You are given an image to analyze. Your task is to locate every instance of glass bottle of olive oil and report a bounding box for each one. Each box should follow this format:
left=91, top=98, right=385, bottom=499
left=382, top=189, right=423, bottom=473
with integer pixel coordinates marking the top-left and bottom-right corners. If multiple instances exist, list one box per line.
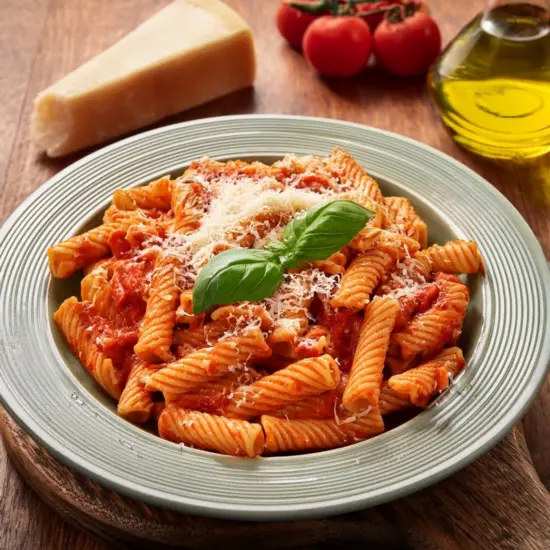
left=428, top=1, right=550, bottom=159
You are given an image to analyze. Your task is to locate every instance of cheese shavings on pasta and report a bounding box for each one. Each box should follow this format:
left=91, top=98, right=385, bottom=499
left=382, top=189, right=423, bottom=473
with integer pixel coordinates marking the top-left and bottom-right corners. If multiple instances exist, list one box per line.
left=264, top=270, right=341, bottom=326
left=186, top=177, right=331, bottom=248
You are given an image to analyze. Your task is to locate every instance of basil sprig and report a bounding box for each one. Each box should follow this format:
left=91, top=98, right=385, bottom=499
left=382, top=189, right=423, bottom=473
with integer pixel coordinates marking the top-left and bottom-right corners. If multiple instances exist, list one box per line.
left=192, top=200, right=373, bottom=314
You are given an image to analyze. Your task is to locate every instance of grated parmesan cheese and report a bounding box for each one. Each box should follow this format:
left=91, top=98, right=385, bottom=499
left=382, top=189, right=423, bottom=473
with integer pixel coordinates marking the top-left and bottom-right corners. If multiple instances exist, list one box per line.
left=141, top=157, right=345, bottom=294
left=383, top=258, right=429, bottom=300
left=185, top=175, right=332, bottom=248
left=341, top=406, right=372, bottom=424
left=264, top=269, right=341, bottom=325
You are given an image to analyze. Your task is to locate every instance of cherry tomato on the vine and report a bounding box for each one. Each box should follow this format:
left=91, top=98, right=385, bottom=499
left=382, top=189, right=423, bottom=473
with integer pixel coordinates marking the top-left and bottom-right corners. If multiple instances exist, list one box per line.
left=302, top=16, right=372, bottom=78
left=373, top=10, right=441, bottom=76
left=276, top=1, right=321, bottom=48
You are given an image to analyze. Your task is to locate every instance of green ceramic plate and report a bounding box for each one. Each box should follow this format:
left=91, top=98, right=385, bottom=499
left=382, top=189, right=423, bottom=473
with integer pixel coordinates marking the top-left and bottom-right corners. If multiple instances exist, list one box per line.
left=0, top=116, right=549, bottom=520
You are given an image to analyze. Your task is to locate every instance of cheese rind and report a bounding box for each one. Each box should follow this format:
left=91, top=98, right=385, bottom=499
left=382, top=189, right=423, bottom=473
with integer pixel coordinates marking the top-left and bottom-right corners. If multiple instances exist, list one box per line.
left=32, top=0, right=256, bottom=157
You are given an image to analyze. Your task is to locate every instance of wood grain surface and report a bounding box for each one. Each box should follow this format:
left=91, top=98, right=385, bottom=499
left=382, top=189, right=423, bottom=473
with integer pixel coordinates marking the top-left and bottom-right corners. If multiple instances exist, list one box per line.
left=2, top=411, right=550, bottom=550
left=0, top=1, right=549, bottom=549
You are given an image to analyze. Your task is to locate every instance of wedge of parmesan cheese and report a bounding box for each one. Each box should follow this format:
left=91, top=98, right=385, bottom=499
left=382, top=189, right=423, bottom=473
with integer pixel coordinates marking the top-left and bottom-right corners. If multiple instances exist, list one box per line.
left=31, top=0, right=256, bottom=157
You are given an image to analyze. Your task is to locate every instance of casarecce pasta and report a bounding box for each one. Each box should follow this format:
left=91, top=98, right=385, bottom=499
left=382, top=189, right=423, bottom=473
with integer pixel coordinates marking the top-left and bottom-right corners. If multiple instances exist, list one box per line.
left=49, top=148, right=484, bottom=457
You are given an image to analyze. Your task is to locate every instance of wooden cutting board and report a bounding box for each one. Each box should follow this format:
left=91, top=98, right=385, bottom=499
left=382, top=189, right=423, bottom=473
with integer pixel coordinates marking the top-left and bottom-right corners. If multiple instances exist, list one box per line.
left=1, top=408, right=549, bottom=549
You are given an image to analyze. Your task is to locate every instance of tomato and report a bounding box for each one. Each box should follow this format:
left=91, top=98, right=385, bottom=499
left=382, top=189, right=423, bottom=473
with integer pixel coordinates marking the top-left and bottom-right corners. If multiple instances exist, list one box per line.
left=276, top=1, right=320, bottom=48
left=302, top=16, right=372, bottom=78
left=373, top=10, right=441, bottom=76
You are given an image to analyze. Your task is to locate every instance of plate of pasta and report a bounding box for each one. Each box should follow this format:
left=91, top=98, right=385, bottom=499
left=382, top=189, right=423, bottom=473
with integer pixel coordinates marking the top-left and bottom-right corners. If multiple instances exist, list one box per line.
left=0, top=115, right=548, bottom=519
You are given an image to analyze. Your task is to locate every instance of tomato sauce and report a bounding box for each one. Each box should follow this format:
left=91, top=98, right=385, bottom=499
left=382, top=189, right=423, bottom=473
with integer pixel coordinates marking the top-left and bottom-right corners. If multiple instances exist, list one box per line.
left=76, top=237, right=101, bottom=261
left=177, top=393, right=229, bottom=416
left=79, top=255, right=152, bottom=368
left=425, top=275, right=469, bottom=346
left=394, top=284, right=440, bottom=331
left=319, top=305, right=363, bottom=373
left=99, top=326, right=140, bottom=367
left=295, top=325, right=329, bottom=358
left=109, top=230, right=133, bottom=260
left=289, top=173, right=333, bottom=192
left=315, top=391, right=337, bottom=418
left=110, top=259, right=152, bottom=309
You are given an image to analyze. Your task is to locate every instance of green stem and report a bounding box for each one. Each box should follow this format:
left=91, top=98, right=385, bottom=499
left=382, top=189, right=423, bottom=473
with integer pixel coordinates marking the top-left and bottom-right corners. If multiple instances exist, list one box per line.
left=287, top=0, right=330, bottom=15
left=402, top=1, right=418, bottom=17
left=338, top=3, right=355, bottom=15
left=355, top=6, right=393, bottom=17
left=385, top=5, right=405, bottom=23
left=355, top=4, right=403, bottom=20
left=347, top=0, right=392, bottom=4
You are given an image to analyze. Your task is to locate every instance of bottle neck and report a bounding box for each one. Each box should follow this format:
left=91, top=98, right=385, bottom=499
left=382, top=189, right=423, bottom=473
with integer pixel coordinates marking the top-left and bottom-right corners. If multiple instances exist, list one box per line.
left=482, top=1, right=550, bottom=40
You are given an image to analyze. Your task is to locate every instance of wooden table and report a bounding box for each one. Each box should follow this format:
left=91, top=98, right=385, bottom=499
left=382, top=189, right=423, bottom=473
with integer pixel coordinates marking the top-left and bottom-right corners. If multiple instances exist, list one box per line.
left=1, top=1, right=549, bottom=548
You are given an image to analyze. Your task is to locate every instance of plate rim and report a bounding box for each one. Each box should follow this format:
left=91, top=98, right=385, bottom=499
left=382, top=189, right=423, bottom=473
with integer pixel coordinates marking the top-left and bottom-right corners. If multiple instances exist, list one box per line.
left=1, top=114, right=549, bottom=520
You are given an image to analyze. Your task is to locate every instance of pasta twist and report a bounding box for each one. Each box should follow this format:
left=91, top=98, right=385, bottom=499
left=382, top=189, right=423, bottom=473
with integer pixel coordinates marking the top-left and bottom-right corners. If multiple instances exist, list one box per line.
left=54, top=297, right=124, bottom=399
left=172, top=179, right=207, bottom=234
left=384, top=196, right=427, bottom=247
left=311, top=251, right=348, bottom=275
left=348, top=227, right=382, bottom=253
left=159, top=406, right=265, bottom=457
left=328, top=147, right=384, bottom=204
left=145, top=328, right=271, bottom=394
left=102, top=205, right=159, bottom=226
left=330, top=246, right=397, bottom=310
left=225, top=355, right=341, bottom=419
left=378, top=382, right=414, bottom=415
left=391, top=278, right=470, bottom=359
left=48, top=223, right=123, bottom=279
left=112, top=176, right=173, bottom=211
left=388, top=361, right=450, bottom=407
left=134, top=256, right=180, bottom=363
left=261, top=408, right=384, bottom=452
left=417, top=239, right=485, bottom=275
left=388, top=347, right=465, bottom=407
left=117, top=360, right=158, bottom=423
left=164, top=367, right=261, bottom=409
left=270, top=391, right=337, bottom=420
left=173, top=320, right=230, bottom=350
left=381, top=347, right=465, bottom=412
left=343, top=296, right=400, bottom=412
left=80, top=270, right=117, bottom=320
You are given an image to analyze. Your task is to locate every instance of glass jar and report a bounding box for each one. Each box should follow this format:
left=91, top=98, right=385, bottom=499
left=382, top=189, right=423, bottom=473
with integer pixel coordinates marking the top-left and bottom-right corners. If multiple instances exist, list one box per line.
left=428, top=1, right=550, bottom=160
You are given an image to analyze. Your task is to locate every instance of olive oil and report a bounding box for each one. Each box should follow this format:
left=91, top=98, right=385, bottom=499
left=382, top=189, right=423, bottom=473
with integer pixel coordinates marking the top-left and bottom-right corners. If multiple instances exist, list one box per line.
left=429, top=3, right=550, bottom=159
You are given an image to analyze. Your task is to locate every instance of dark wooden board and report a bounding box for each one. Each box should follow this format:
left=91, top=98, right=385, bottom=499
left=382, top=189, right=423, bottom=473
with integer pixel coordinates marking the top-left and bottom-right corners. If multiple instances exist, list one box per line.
left=2, top=410, right=550, bottom=550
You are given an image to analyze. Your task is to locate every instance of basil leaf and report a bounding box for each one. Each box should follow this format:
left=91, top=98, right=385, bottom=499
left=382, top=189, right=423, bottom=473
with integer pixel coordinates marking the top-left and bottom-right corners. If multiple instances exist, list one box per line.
left=265, top=240, right=298, bottom=269
left=192, top=200, right=374, bottom=311
left=282, top=200, right=374, bottom=264
left=192, top=249, right=284, bottom=314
